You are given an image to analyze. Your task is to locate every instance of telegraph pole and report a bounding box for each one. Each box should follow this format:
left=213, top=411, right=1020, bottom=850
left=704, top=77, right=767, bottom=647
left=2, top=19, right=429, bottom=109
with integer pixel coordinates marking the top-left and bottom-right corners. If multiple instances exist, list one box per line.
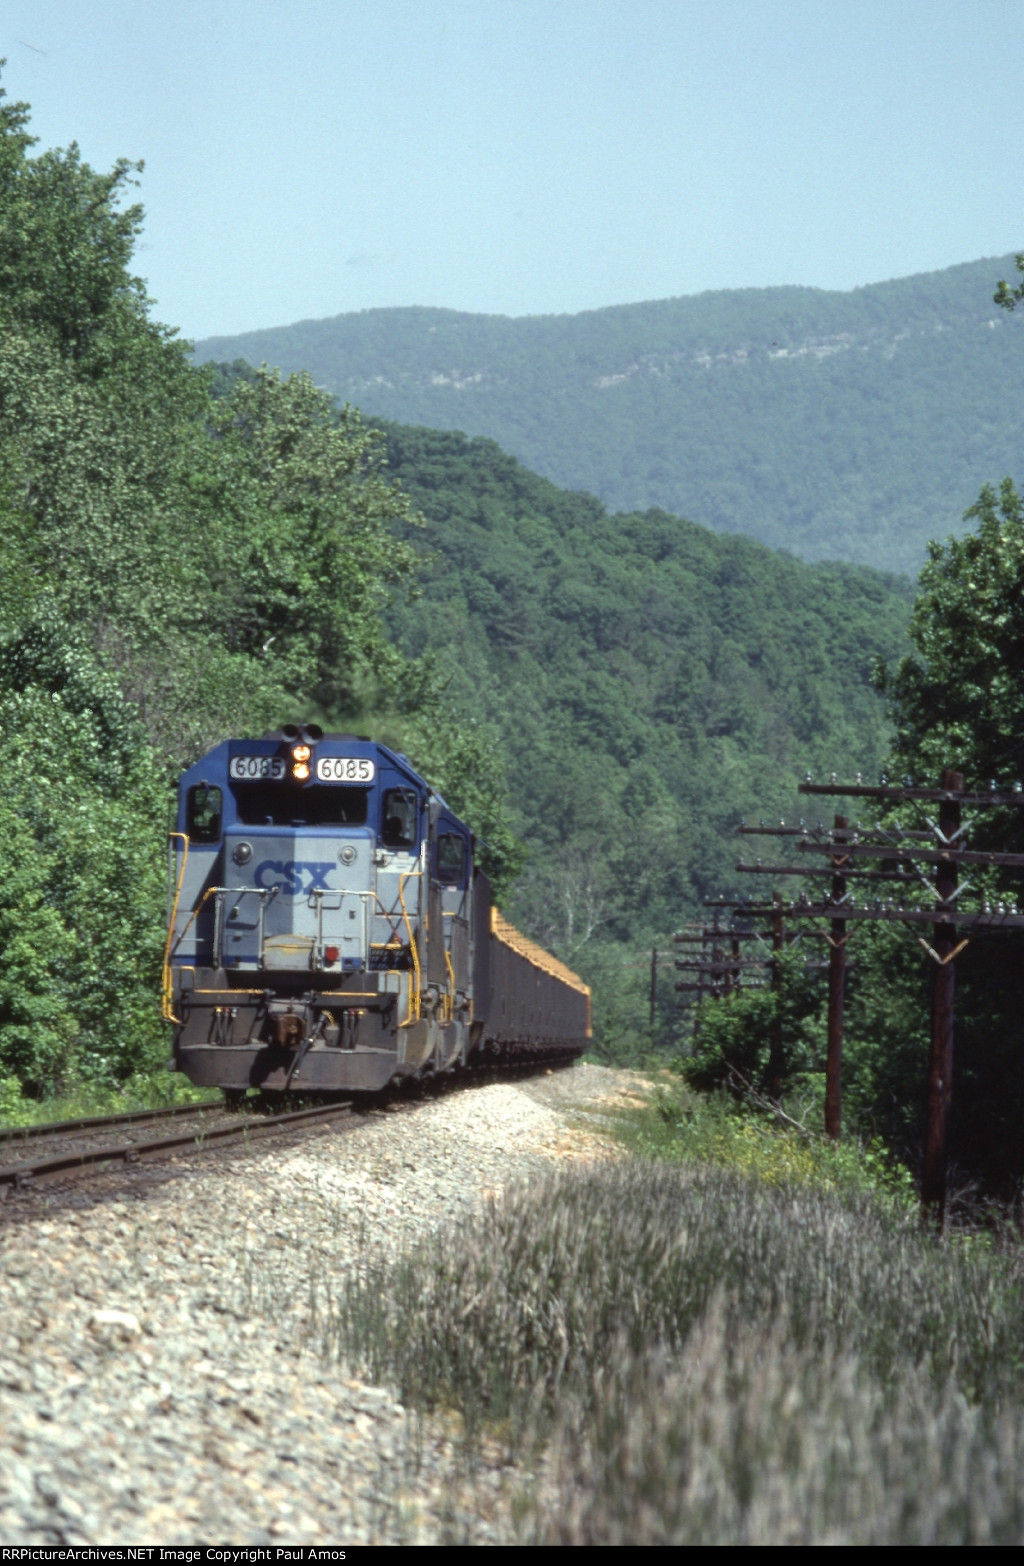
left=767, top=891, right=785, bottom=1098
left=825, top=815, right=847, bottom=1140
left=921, top=771, right=962, bottom=1221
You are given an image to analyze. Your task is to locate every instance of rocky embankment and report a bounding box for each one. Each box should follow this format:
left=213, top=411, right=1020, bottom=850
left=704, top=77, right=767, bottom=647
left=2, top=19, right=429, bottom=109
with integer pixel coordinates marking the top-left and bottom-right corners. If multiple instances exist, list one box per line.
left=0, top=1063, right=646, bottom=1544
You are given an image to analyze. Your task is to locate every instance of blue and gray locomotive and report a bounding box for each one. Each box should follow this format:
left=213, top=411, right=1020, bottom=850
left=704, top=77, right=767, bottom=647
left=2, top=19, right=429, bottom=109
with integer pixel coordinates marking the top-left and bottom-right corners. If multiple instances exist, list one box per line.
left=165, top=726, right=590, bottom=1094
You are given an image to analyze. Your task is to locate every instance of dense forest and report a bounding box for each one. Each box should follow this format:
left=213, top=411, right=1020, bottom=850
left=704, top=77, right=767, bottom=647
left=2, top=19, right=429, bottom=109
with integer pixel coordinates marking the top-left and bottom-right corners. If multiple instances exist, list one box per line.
left=195, top=260, right=1024, bottom=577
left=0, top=74, right=911, bottom=1101
left=374, top=422, right=910, bottom=1047
left=207, top=359, right=911, bottom=1048
left=0, top=78, right=506, bottom=1096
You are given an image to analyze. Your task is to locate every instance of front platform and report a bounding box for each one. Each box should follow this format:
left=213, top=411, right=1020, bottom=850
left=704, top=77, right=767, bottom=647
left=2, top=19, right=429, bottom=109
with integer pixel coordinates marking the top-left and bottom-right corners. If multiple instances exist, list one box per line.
left=175, top=1043, right=403, bottom=1093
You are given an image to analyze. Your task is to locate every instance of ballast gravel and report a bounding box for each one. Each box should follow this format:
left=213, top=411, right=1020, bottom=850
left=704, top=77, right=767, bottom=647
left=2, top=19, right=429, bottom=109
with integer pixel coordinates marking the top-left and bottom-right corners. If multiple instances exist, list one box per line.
left=0, top=1063, right=646, bottom=1546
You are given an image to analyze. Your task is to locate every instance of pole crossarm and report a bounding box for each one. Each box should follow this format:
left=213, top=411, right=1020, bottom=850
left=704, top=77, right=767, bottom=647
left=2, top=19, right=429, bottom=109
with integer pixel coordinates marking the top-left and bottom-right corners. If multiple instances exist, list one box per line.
left=740, top=823, right=941, bottom=841
left=799, top=781, right=1024, bottom=806
left=737, top=861, right=920, bottom=881
left=738, top=824, right=826, bottom=838
left=675, top=981, right=768, bottom=993
left=795, top=841, right=1024, bottom=869
left=725, top=770, right=1024, bottom=1223
left=674, top=928, right=801, bottom=943
left=729, top=903, right=1024, bottom=930
left=674, top=957, right=773, bottom=972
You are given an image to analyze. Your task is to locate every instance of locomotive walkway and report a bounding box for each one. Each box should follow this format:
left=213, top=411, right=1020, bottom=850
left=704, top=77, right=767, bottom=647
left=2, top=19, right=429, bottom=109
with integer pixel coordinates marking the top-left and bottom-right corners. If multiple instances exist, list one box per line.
left=0, top=1062, right=644, bottom=1545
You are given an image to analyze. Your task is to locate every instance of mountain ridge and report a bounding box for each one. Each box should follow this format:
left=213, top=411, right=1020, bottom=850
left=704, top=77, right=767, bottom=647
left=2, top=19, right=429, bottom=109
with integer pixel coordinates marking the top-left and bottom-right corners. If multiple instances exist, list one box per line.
left=195, top=255, right=1024, bottom=575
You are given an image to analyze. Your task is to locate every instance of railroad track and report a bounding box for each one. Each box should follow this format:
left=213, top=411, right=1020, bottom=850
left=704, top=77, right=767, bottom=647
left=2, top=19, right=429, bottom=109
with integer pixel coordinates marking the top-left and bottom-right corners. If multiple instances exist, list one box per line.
left=0, top=1097, right=226, bottom=1149
left=0, top=1098, right=354, bottom=1200
left=0, top=1052, right=583, bottom=1207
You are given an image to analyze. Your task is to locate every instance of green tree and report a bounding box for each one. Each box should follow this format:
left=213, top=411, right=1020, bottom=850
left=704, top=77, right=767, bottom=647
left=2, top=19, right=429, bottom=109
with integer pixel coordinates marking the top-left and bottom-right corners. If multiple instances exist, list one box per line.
left=871, top=479, right=1024, bottom=1189
left=0, top=73, right=527, bottom=1099
left=0, top=616, right=167, bottom=1091
left=994, top=253, right=1024, bottom=312
left=876, top=478, right=1024, bottom=785
left=0, top=69, right=149, bottom=364
left=0, top=67, right=427, bottom=763
left=206, top=368, right=422, bottom=711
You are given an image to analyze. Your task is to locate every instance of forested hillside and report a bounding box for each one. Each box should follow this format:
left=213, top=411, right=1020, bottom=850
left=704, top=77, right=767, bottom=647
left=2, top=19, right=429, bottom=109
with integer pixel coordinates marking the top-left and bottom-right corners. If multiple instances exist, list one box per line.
left=0, top=72, right=911, bottom=1095
left=371, top=422, right=910, bottom=1045
left=0, top=79, right=499, bottom=1098
left=195, top=259, right=1024, bottom=576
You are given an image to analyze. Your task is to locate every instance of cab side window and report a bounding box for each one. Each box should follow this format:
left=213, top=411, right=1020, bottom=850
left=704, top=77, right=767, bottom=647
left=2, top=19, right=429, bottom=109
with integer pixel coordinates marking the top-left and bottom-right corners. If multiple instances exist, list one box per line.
left=187, top=784, right=222, bottom=844
left=437, top=832, right=466, bottom=885
left=381, top=788, right=419, bottom=850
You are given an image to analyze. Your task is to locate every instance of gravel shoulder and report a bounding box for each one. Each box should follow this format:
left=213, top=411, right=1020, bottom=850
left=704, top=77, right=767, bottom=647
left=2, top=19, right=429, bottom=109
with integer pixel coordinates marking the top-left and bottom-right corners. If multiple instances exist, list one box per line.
left=0, top=1062, right=649, bottom=1545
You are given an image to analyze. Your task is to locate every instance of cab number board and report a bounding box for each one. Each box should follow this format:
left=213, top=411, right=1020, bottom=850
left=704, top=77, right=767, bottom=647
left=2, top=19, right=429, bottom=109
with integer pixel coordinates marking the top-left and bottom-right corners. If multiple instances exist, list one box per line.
left=229, top=755, right=286, bottom=780
left=317, top=757, right=375, bottom=783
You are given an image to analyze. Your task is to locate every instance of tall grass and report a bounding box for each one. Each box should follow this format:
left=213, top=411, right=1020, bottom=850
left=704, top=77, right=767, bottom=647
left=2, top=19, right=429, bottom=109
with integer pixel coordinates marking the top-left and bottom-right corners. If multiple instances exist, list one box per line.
left=326, top=1160, right=1024, bottom=1543
left=0, top=1068, right=214, bottom=1127
left=536, top=1304, right=1024, bottom=1545
left=617, top=1083, right=919, bottom=1205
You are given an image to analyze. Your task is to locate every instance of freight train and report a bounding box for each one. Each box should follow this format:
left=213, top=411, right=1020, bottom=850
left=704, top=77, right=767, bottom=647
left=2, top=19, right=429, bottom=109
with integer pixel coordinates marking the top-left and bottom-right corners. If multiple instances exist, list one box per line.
left=164, top=726, right=590, bottom=1094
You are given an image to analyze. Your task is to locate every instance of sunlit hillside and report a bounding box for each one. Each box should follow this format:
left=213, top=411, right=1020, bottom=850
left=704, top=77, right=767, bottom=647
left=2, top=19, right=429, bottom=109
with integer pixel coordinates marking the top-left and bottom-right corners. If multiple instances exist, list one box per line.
left=195, top=256, right=1024, bottom=576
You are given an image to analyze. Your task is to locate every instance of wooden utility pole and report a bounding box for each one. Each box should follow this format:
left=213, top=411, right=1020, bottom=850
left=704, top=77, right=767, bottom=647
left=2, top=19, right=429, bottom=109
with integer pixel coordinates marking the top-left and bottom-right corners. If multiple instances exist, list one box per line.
left=921, top=770, right=962, bottom=1221
left=825, top=815, right=847, bottom=1140
left=797, top=768, right=1024, bottom=1226
left=711, top=913, right=724, bottom=999
left=767, top=890, right=785, bottom=1098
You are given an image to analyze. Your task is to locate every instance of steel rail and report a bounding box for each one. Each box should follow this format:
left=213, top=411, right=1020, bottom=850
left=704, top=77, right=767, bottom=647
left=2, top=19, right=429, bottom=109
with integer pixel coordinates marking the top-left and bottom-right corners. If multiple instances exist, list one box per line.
left=0, top=1100, right=353, bottom=1197
left=0, top=1098, right=224, bottom=1149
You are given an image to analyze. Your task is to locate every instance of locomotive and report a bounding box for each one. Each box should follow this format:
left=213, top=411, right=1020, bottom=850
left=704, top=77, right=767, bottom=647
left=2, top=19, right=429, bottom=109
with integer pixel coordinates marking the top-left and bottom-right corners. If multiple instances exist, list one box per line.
left=164, top=726, right=590, bottom=1094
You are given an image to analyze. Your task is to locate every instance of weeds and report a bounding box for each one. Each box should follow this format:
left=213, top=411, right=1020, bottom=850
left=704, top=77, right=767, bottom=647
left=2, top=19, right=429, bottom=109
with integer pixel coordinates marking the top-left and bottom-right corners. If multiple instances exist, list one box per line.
left=615, top=1082, right=919, bottom=1207
left=216, top=1065, right=1022, bottom=1542
left=0, top=1068, right=214, bottom=1128
left=532, top=1305, right=1024, bottom=1544
left=326, top=1155, right=1024, bottom=1543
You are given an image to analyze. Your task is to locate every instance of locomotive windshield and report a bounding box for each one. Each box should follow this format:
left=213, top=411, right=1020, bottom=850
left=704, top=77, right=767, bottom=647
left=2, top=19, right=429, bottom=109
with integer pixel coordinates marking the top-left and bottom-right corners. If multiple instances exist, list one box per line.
left=381, top=787, right=419, bottom=849
left=232, top=783, right=370, bottom=827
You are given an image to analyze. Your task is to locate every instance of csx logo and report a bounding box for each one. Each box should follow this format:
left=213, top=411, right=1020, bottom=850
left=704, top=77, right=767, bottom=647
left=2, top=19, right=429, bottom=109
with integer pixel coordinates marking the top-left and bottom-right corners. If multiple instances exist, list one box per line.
left=253, top=860, right=335, bottom=895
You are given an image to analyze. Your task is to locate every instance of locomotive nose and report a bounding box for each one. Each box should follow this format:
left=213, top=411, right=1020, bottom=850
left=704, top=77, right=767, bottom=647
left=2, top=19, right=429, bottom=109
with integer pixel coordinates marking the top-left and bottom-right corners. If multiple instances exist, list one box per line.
left=221, top=827, right=371, bottom=974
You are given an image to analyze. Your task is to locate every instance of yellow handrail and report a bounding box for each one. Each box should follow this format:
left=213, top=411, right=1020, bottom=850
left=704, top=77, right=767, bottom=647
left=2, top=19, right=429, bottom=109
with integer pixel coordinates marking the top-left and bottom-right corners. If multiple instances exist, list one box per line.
left=162, top=881, right=226, bottom=1021
left=162, top=833, right=190, bottom=1023
left=397, top=871, right=422, bottom=1026
left=443, top=946, right=456, bottom=1023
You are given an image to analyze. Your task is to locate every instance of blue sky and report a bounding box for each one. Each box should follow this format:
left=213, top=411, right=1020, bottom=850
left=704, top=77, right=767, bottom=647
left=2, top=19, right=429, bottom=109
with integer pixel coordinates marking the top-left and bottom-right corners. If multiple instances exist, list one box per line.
left=3, top=0, right=1022, bottom=341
